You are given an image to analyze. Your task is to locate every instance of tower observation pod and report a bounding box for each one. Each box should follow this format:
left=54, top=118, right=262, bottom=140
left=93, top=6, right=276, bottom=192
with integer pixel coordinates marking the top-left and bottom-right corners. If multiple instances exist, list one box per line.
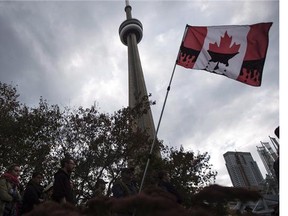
left=119, top=1, right=161, bottom=158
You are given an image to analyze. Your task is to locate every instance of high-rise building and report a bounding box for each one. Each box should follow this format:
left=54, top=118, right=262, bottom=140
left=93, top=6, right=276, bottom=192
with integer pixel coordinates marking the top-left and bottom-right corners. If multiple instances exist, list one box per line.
left=257, top=142, right=277, bottom=178
left=269, top=136, right=279, bottom=153
left=119, top=1, right=160, bottom=157
left=223, top=151, right=264, bottom=188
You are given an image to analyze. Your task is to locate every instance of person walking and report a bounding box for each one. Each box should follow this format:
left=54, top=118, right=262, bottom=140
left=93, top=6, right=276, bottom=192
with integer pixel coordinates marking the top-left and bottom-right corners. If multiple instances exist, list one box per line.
left=0, top=164, right=22, bottom=216
left=20, top=171, right=44, bottom=215
left=51, top=157, right=76, bottom=205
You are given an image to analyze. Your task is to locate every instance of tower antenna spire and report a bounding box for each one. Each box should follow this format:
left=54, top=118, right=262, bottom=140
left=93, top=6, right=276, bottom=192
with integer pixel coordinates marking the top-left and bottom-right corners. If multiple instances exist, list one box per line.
left=119, top=0, right=160, bottom=159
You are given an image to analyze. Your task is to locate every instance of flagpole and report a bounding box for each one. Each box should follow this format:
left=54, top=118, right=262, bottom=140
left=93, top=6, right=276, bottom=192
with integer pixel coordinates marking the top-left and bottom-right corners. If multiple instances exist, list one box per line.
left=138, top=25, right=188, bottom=193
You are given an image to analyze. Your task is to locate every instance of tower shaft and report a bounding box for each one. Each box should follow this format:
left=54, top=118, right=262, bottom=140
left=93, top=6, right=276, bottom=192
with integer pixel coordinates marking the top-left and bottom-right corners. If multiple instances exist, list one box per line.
left=119, top=3, right=159, bottom=156
left=127, top=33, right=155, bottom=137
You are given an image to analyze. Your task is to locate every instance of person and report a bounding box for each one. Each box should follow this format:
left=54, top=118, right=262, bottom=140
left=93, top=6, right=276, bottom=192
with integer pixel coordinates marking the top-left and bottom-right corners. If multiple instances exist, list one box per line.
left=92, top=179, right=107, bottom=198
left=157, top=171, right=182, bottom=204
left=111, top=168, right=138, bottom=216
left=20, top=172, right=44, bottom=215
left=51, top=157, right=76, bottom=205
left=0, top=164, right=22, bottom=216
left=112, top=168, right=138, bottom=198
left=84, top=179, right=110, bottom=216
left=42, top=183, right=53, bottom=202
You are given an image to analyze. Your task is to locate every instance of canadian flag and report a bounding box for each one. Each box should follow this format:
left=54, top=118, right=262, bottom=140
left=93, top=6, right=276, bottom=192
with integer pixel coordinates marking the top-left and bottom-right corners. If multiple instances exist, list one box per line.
left=176, top=23, right=272, bottom=86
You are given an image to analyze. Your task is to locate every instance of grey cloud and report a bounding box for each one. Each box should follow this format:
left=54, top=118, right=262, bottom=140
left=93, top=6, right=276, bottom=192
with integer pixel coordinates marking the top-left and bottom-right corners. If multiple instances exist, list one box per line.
left=0, top=1, right=279, bottom=186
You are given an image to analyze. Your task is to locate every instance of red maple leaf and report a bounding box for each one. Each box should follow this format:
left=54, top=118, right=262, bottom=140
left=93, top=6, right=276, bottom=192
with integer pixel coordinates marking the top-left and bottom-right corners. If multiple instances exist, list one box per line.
left=209, top=31, right=240, bottom=54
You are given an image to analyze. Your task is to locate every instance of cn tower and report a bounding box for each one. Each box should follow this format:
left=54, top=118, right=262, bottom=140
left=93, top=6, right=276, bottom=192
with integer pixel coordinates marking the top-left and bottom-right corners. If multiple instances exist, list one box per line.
left=119, top=1, right=159, bottom=156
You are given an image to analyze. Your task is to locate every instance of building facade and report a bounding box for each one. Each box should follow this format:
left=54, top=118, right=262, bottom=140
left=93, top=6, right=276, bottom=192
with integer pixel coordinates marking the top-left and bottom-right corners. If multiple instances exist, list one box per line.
left=257, top=142, right=277, bottom=177
left=223, top=151, right=264, bottom=188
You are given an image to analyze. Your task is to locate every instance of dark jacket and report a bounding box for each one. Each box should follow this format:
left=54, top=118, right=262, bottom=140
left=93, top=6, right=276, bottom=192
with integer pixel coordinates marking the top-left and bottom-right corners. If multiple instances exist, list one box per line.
left=111, top=180, right=138, bottom=216
left=20, top=180, right=43, bottom=214
left=158, top=181, right=182, bottom=204
left=52, top=169, right=75, bottom=205
left=112, top=180, right=138, bottom=198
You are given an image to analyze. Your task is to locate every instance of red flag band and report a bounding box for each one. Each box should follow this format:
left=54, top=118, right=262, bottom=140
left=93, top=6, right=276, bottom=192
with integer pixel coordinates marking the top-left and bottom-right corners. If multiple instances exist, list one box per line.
left=176, top=23, right=272, bottom=86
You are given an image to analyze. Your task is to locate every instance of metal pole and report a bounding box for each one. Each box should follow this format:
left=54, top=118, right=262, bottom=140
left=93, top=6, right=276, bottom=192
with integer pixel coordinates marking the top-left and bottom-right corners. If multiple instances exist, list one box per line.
left=138, top=25, right=189, bottom=193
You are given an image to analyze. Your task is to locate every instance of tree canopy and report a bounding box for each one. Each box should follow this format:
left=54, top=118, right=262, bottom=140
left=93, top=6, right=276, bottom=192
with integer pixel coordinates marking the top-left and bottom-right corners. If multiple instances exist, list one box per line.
left=0, top=82, right=217, bottom=206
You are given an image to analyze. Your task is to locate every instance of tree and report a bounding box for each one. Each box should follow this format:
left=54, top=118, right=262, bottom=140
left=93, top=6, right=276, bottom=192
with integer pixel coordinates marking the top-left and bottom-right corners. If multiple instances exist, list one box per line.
left=160, top=145, right=217, bottom=207
left=0, top=82, right=64, bottom=183
left=0, top=82, right=217, bottom=205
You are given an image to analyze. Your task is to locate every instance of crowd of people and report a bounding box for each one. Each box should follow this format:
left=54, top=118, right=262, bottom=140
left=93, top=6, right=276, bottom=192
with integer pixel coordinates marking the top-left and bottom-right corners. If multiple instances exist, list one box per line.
left=0, top=157, right=183, bottom=216
left=0, top=157, right=79, bottom=216
left=2, top=140, right=276, bottom=216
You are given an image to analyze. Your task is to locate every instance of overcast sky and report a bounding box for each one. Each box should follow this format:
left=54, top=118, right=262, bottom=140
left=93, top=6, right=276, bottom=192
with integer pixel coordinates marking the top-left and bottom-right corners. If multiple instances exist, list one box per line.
left=0, top=0, right=280, bottom=187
